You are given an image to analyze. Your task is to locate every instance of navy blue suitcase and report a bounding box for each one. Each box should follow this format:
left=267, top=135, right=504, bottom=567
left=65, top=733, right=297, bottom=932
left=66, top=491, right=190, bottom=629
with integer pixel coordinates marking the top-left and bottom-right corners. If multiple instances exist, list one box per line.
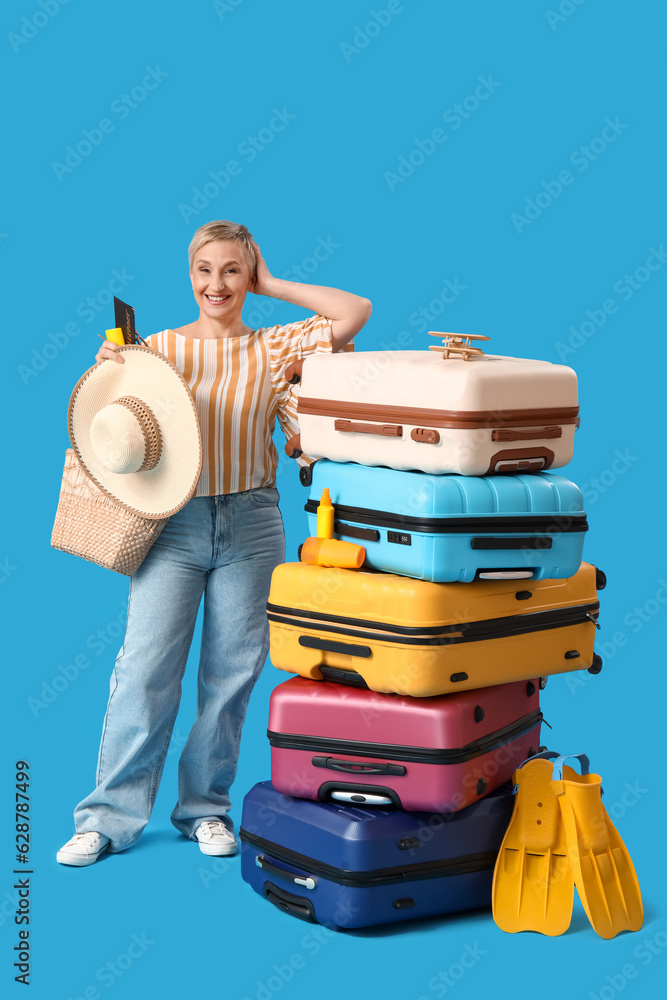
left=240, top=781, right=514, bottom=930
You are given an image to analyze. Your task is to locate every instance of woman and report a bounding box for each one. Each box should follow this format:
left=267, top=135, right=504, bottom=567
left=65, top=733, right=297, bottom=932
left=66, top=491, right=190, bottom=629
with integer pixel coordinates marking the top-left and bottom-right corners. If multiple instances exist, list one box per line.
left=57, top=220, right=371, bottom=865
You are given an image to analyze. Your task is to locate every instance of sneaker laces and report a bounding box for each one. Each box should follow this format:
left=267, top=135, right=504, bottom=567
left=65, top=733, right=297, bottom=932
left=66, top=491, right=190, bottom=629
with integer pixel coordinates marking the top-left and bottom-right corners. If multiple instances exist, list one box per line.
left=70, top=832, right=102, bottom=845
left=198, top=821, right=233, bottom=839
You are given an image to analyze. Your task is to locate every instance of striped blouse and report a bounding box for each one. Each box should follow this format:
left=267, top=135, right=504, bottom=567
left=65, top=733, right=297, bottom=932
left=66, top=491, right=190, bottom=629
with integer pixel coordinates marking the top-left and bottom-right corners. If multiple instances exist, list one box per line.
left=144, top=315, right=347, bottom=497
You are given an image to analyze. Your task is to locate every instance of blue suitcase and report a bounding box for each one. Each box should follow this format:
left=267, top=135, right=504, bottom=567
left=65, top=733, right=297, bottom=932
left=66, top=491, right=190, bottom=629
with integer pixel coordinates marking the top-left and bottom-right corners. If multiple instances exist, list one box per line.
left=240, top=780, right=514, bottom=930
left=302, top=459, right=587, bottom=583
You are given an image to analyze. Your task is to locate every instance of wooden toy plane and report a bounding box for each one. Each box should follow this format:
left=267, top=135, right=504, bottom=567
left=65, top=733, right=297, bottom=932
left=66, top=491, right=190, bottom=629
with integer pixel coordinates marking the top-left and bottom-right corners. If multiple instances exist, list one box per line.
left=428, top=331, right=490, bottom=361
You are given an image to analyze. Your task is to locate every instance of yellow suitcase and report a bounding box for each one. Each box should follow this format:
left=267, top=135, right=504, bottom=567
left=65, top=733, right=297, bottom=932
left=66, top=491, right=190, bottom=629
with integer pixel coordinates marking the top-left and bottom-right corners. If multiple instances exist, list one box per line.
left=267, top=562, right=603, bottom=697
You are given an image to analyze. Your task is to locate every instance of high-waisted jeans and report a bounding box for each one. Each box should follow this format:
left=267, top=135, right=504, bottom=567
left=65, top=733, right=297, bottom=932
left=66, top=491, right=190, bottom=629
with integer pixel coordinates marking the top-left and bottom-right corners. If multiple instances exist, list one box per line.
left=73, top=488, right=285, bottom=852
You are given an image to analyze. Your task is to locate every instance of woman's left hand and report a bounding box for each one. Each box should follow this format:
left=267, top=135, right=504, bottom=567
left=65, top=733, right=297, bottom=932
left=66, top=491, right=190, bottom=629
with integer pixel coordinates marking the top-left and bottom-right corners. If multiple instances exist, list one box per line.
left=250, top=240, right=275, bottom=297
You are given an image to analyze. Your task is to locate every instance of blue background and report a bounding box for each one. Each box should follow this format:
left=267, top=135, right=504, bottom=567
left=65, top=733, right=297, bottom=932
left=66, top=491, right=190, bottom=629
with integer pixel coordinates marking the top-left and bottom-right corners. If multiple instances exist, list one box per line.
left=2, top=1, right=665, bottom=997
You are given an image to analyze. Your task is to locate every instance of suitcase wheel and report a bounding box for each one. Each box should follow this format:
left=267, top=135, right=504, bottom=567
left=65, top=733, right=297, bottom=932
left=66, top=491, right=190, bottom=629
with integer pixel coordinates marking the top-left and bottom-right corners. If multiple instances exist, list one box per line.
left=299, top=463, right=315, bottom=487
left=595, top=566, right=607, bottom=591
left=587, top=653, right=603, bottom=675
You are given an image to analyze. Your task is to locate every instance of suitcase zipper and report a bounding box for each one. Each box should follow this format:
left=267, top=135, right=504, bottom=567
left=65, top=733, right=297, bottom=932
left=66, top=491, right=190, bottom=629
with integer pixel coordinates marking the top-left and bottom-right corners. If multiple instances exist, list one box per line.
left=303, top=501, right=588, bottom=536
left=239, top=829, right=499, bottom=887
left=266, top=602, right=600, bottom=646
left=267, top=709, right=543, bottom=765
left=297, top=397, right=580, bottom=430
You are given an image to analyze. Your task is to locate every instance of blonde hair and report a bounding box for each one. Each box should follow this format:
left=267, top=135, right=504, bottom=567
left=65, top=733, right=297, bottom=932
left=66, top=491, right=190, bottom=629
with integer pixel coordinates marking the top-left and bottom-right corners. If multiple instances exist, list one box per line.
left=188, top=220, right=256, bottom=281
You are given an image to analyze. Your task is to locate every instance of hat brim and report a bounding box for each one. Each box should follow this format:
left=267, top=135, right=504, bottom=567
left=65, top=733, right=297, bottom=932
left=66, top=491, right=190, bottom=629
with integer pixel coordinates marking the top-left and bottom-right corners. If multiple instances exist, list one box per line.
left=68, top=346, right=202, bottom=519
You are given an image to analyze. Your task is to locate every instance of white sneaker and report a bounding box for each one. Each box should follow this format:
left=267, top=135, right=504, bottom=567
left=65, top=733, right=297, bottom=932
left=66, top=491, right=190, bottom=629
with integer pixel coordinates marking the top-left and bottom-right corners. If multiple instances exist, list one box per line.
left=56, top=831, right=110, bottom=867
left=194, top=821, right=237, bottom=856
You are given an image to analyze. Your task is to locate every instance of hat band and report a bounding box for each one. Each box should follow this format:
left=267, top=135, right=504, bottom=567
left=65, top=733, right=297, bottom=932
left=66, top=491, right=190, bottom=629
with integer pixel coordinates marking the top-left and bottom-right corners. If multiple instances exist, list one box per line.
left=114, top=395, right=163, bottom=471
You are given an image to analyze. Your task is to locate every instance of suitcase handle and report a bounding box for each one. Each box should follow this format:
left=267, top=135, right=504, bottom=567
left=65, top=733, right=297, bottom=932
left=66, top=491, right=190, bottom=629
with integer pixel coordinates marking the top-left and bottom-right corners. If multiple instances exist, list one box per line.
left=334, top=419, right=403, bottom=438
left=334, top=520, right=381, bottom=543
left=312, top=756, right=406, bottom=776
left=492, top=426, right=562, bottom=442
left=299, top=636, right=372, bottom=659
left=264, top=883, right=318, bottom=923
left=471, top=536, right=553, bottom=550
left=256, top=855, right=317, bottom=890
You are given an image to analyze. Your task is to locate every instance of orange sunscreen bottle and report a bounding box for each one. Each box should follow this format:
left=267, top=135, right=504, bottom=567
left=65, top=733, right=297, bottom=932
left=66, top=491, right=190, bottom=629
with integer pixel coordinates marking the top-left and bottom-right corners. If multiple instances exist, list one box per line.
left=300, top=537, right=366, bottom=569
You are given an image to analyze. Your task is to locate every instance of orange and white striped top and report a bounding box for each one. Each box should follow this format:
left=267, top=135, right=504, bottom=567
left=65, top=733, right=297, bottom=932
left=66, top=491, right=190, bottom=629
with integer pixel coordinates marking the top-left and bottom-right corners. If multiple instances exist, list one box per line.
left=144, top=315, right=347, bottom=496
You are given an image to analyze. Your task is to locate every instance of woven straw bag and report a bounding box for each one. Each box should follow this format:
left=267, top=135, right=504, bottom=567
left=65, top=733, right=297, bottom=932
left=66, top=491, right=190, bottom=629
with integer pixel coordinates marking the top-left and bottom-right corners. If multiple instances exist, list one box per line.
left=51, top=449, right=167, bottom=576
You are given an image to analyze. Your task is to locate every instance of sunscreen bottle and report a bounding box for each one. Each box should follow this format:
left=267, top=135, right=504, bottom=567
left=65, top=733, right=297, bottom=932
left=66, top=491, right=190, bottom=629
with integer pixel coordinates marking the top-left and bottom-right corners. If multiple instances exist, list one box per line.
left=316, top=488, right=335, bottom=539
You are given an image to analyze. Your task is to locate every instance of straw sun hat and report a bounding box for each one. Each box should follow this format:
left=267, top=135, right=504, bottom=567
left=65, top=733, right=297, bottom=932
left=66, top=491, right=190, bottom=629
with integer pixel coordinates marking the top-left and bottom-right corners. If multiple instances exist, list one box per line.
left=68, top=345, right=202, bottom=518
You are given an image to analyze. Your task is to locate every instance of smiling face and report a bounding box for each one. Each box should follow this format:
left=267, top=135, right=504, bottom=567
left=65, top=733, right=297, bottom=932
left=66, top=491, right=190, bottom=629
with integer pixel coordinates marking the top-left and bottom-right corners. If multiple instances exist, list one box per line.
left=190, top=239, right=253, bottom=321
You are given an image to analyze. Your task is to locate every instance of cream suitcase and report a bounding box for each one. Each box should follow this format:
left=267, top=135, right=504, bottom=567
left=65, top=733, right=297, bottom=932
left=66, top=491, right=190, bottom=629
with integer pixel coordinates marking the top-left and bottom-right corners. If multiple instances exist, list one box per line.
left=294, top=338, right=579, bottom=476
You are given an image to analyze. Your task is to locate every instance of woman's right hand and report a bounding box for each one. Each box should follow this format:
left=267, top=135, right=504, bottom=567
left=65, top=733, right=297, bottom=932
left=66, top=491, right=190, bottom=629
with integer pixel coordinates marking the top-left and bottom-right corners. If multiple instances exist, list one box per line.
left=95, top=339, right=125, bottom=364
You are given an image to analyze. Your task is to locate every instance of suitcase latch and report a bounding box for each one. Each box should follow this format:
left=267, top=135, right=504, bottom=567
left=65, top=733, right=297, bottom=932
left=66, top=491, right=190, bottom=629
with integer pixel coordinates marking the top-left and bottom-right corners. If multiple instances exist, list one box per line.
left=411, top=428, right=440, bottom=444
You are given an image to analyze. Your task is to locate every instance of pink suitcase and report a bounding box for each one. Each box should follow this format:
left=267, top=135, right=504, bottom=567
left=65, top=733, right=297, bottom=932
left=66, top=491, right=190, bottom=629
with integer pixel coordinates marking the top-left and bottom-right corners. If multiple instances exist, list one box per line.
left=268, top=676, right=543, bottom=813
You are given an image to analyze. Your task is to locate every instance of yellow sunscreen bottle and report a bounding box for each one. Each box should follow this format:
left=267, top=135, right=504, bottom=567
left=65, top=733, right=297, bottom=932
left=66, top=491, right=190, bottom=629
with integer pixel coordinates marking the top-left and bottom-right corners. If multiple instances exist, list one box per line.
left=105, top=327, right=125, bottom=346
left=316, top=488, right=335, bottom=539
left=104, top=326, right=125, bottom=347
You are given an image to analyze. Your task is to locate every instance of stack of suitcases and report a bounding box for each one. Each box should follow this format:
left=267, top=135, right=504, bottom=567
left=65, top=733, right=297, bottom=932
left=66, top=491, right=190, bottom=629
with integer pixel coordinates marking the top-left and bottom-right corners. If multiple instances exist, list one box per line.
left=240, top=334, right=604, bottom=931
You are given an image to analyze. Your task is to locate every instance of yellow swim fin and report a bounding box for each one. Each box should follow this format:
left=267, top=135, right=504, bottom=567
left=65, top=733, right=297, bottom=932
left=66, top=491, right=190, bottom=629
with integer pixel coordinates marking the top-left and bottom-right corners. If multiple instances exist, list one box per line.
left=492, top=752, right=574, bottom=935
left=552, top=754, right=643, bottom=940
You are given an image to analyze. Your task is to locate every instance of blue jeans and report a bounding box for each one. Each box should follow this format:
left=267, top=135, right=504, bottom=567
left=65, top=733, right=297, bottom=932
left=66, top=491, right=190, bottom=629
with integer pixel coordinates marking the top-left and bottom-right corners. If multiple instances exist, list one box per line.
left=73, top=488, right=285, bottom=852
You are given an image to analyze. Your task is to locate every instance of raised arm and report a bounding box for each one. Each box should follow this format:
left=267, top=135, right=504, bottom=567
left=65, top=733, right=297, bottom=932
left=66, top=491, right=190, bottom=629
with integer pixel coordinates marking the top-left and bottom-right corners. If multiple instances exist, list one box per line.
left=250, top=240, right=371, bottom=351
